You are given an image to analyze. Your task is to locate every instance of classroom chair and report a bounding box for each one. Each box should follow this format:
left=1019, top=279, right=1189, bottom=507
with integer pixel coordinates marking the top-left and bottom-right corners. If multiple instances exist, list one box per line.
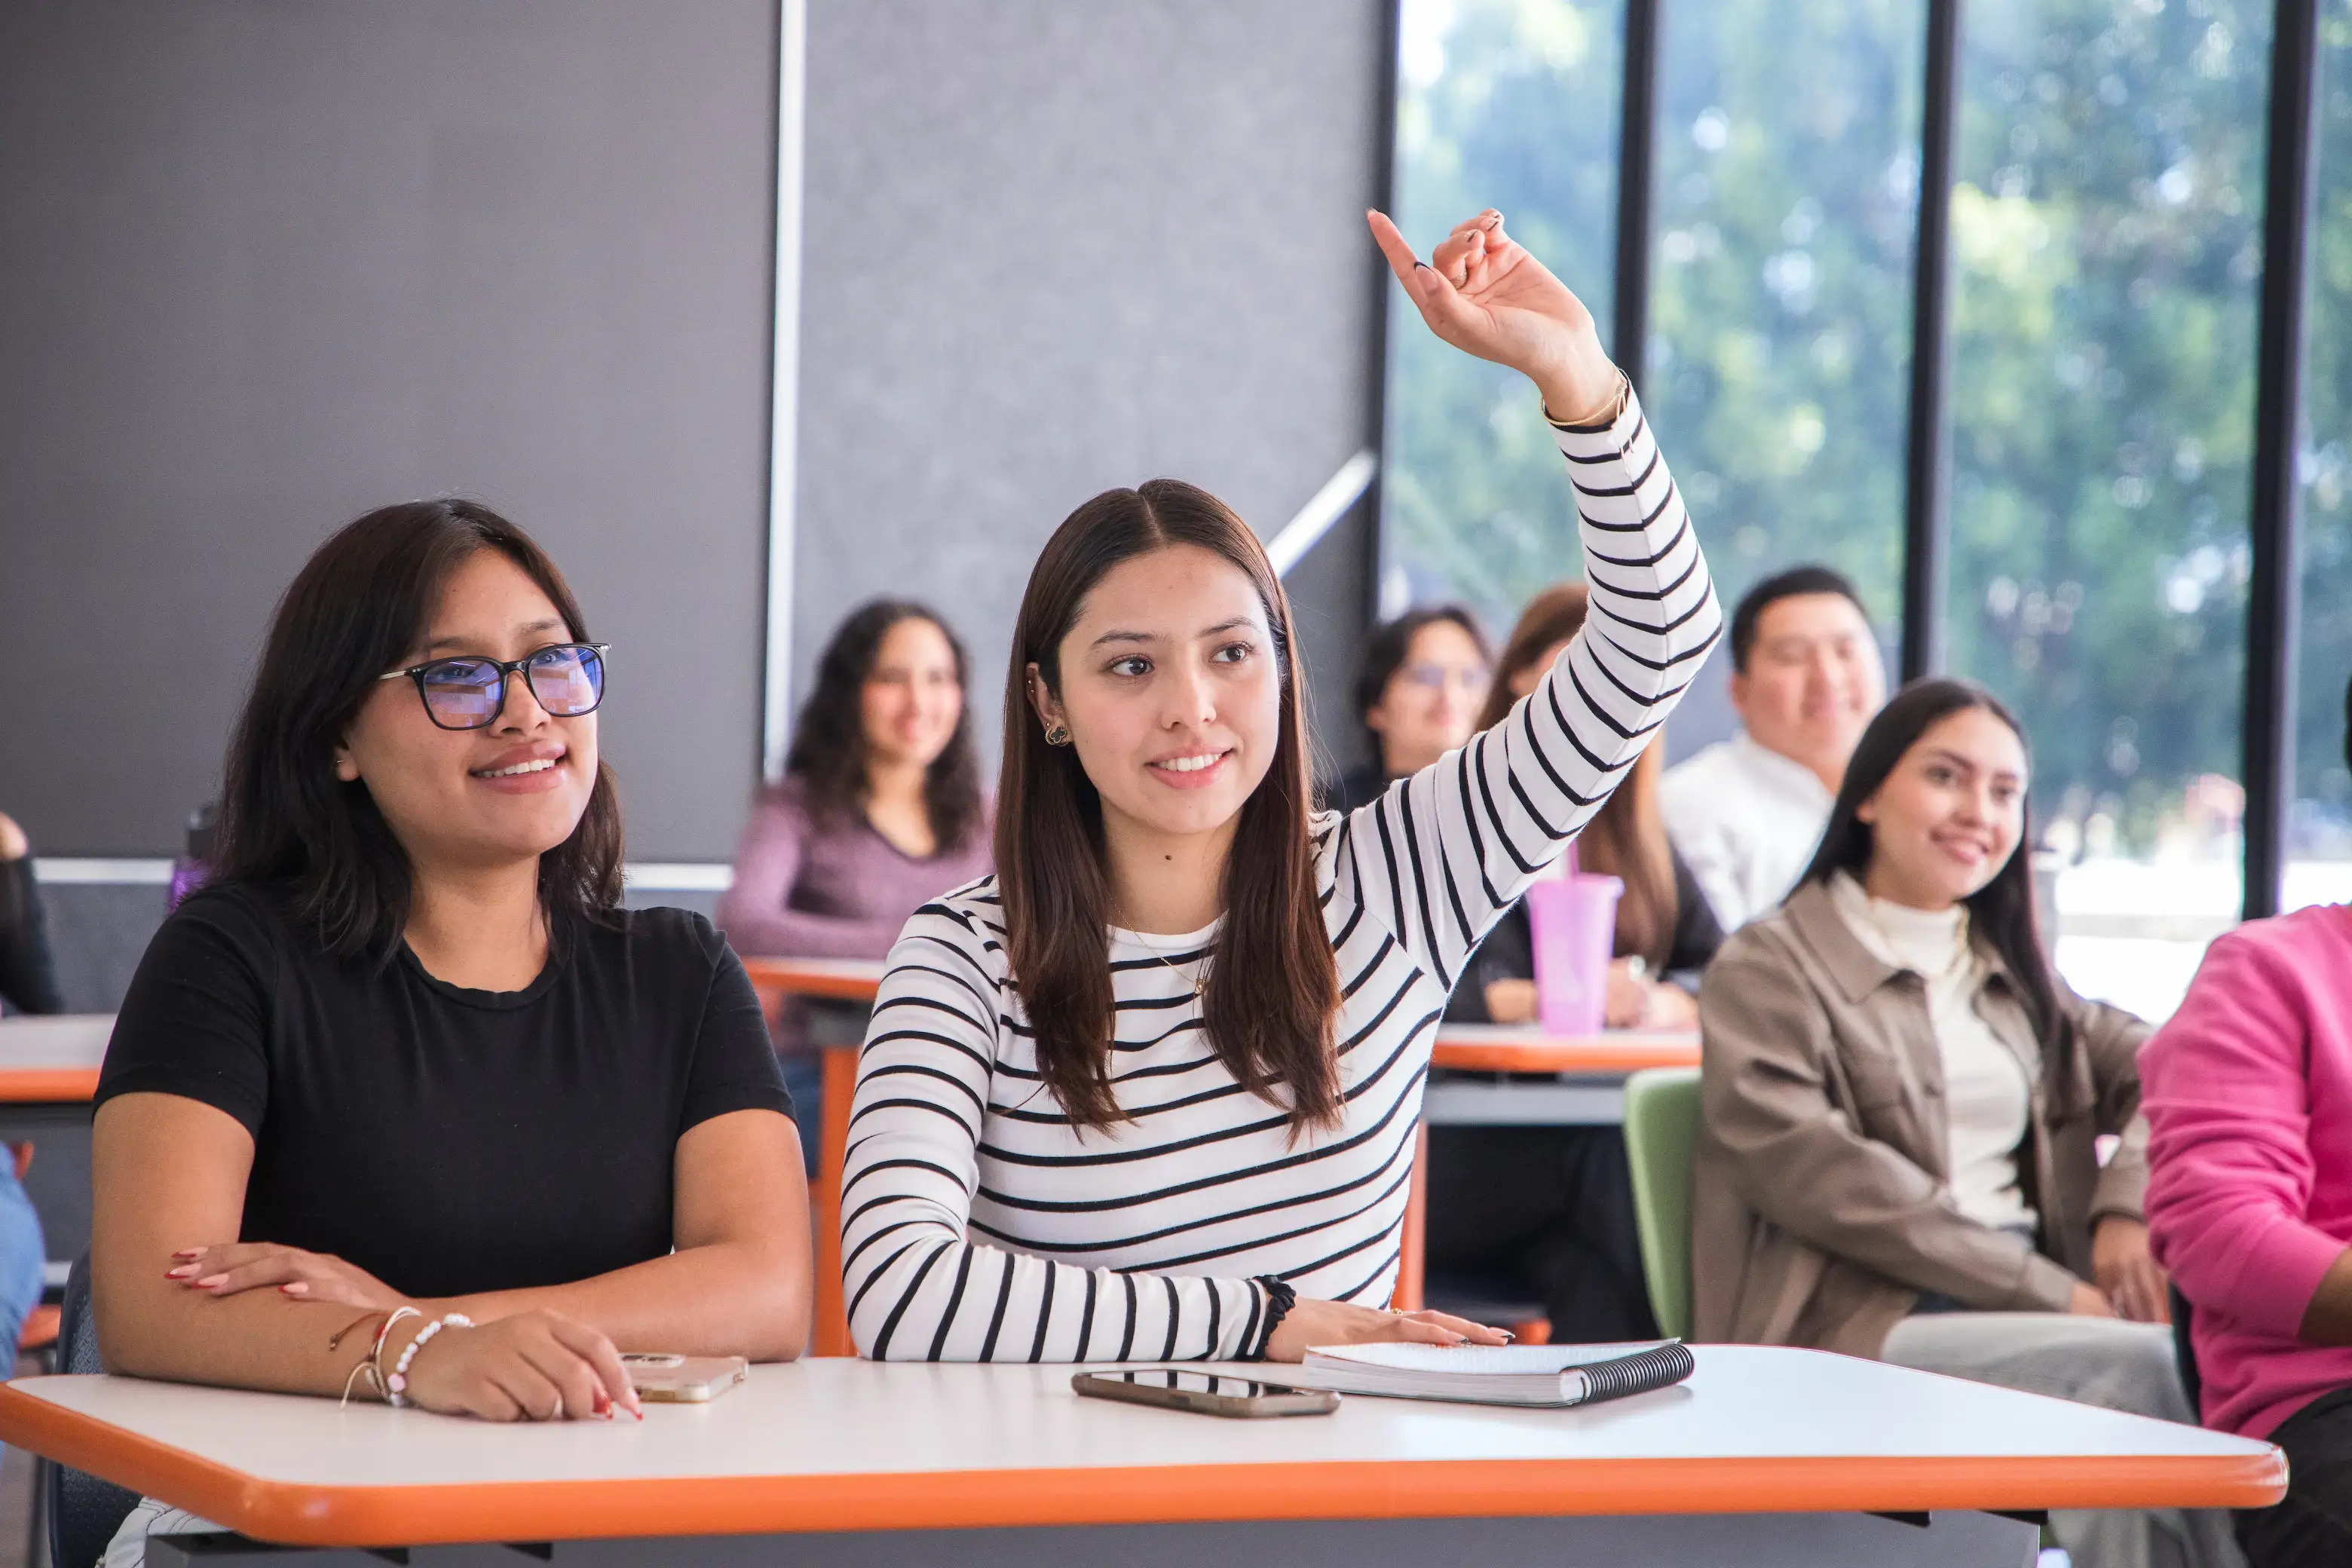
left=2171, top=1283, right=2203, bottom=1421
left=1622, top=1067, right=1701, bottom=1342
left=43, top=1251, right=140, bottom=1568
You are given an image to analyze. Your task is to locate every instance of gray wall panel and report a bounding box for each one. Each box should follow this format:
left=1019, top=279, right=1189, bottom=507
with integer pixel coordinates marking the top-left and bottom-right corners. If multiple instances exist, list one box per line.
left=0, top=0, right=776, bottom=859
left=792, top=0, right=1391, bottom=758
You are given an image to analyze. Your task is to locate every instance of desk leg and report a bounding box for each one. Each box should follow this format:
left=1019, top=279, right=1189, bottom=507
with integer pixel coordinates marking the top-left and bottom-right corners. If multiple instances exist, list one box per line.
left=813, top=1046, right=859, bottom=1358
left=1395, top=1123, right=1428, bottom=1311
left=147, top=1511, right=2038, bottom=1565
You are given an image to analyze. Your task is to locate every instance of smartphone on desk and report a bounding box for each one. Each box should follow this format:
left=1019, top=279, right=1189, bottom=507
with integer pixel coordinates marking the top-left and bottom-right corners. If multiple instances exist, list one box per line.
left=1073, top=1368, right=1339, bottom=1419
left=623, top=1352, right=749, bottom=1403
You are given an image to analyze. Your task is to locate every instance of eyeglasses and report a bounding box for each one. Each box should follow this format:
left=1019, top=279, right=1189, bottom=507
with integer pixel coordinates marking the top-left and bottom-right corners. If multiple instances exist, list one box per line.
left=1398, top=661, right=1491, bottom=697
left=378, top=643, right=610, bottom=731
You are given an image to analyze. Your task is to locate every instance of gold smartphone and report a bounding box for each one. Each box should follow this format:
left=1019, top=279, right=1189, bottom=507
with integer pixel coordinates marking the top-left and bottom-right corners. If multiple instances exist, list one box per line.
left=1072, top=1368, right=1339, bottom=1418
left=622, top=1352, right=749, bottom=1403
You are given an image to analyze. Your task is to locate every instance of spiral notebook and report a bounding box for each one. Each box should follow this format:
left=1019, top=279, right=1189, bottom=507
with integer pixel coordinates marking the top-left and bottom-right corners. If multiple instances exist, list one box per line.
left=1289, top=1340, right=1695, bottom=1408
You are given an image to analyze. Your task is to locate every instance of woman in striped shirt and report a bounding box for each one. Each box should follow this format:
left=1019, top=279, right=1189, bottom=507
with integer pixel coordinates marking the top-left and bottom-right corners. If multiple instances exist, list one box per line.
left=842, top=208, right=1723, bottom=1362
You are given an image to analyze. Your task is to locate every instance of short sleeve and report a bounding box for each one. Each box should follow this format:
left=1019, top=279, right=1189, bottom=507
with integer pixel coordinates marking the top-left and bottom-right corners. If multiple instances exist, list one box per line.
left=680, top=932, right=795, bottom=1134
left=96, top=889, right=277, bottom=1134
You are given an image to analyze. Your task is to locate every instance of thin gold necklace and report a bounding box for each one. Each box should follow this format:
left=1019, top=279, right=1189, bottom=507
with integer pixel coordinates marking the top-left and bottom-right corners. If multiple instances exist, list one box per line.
left=1119, top=911, right=1206, bottom=1003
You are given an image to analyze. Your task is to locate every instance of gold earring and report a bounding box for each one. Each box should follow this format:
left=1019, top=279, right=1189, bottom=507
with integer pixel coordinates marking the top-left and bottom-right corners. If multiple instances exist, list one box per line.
left=1044, top=722, right=1070, bottom=747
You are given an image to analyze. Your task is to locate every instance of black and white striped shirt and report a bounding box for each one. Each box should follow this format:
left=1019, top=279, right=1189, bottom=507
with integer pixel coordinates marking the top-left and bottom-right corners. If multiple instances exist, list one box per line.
left=841, top=391, right=1721, bottom=1361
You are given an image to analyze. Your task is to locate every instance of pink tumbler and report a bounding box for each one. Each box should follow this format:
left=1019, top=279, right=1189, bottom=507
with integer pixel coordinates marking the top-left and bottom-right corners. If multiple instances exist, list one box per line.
left=1524, top=870, right=1623, bottom=1036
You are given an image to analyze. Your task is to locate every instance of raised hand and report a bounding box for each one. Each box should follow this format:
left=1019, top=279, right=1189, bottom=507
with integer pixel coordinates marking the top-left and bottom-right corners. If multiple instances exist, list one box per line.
left=1367, top=208, right=1623, bottom=426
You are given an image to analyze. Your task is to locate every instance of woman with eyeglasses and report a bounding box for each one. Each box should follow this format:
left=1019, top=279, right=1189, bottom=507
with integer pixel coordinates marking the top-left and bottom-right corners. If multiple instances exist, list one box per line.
left=90, top=502, right=809, bottom=1521
left=719, top=600, right=991, bottom=1166
left=839, top=208, right=1721, bottom=1362
left=1325, top=606, right=1493, bottom=813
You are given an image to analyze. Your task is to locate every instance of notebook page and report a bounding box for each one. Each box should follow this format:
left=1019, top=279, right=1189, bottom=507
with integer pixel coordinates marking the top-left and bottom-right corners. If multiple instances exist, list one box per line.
left=1305, top=1341, right=1675, bottom=1374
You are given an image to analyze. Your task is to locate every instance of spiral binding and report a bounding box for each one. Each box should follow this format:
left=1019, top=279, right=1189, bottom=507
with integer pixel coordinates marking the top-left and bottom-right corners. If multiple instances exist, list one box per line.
left=1570, top=1340, right=1696, bottom=1406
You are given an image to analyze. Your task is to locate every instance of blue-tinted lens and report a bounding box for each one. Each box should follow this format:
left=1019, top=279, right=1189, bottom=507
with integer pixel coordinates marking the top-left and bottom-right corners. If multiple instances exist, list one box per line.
left=418, top=658, right=506, bottom=728
left=527, top=645, right=604, bottom=716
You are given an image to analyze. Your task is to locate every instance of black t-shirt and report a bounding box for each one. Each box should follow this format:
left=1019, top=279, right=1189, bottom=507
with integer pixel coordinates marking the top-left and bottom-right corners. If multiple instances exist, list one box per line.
left=97, top=884, right=792, bottom=1300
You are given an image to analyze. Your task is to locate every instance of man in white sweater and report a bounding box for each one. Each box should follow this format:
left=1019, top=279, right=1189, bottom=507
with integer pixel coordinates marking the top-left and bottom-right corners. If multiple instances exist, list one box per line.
left=1660, top=566, right=1885, bottom=930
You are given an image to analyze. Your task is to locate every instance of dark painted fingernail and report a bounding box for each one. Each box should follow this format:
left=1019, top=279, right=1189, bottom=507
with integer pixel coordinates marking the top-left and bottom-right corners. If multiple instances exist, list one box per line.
left=1413, top=262, right=1430, bottom=271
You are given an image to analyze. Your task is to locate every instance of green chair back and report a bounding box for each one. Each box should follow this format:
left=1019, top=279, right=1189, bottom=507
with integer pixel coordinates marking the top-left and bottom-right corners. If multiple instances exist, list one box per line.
left=1623, top=1067, right=1703, bottom=1341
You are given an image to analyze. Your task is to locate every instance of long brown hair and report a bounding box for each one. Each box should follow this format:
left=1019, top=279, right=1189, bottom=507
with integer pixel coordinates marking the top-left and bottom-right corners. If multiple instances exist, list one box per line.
left=779, top=599, right=985, bottom=854
left=213, top=500, right=624, bottom=960
left=1480, top=583, right=1678, bottom=968
left=997, top=480, right=1341, bottom=1133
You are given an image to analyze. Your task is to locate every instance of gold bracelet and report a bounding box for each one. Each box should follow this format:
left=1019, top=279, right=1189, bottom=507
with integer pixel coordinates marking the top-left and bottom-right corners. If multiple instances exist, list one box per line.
left=1542, top=367, right=1631, bottom=431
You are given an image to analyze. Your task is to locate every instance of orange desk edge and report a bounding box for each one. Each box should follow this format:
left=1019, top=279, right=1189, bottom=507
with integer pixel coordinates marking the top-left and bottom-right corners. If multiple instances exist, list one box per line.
left=0, top=1068, right=102, bottom=1102
left=1429, top=1036, right=1700, bottom=1074
left=739, top=957, right=884, bottom=1004
left=0, top=1383, right=2286, bottom=1550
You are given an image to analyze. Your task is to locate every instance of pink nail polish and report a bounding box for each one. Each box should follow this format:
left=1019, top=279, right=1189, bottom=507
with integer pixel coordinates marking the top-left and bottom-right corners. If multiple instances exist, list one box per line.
left=166, top=1265, right=195, bottom=1279
left=195, top=1275, right=225, bottom=1289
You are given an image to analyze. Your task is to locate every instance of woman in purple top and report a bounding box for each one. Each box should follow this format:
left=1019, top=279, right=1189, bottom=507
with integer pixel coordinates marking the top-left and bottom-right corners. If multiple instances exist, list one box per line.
left=720, top=602, right=993, bottom=1157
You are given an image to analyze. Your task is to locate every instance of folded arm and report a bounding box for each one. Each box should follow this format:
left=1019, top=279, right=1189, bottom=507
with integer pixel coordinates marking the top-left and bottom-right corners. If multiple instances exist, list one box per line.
left=96, top=1095, right=812, bottom=1389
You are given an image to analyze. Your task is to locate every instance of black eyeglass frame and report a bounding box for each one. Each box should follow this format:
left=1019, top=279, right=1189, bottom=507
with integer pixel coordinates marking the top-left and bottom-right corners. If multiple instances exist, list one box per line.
left=375, top=642, right=611, bottom=732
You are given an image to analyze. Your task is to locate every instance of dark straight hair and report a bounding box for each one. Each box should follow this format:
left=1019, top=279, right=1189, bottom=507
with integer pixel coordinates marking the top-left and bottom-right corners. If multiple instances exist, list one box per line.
left=1799, top=677, right=2060, bottom=1040
left=1729, top=564, right=1869, bottom=672
left=998, top=479, right=1340, bottom=1134
left=212, top=499, right=624, bottom=959
left=781, top=599, right=985, bottom=853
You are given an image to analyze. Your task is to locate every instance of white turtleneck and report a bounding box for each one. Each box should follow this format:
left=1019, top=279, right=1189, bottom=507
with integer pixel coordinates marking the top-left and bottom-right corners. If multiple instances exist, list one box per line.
left=1828, top=872, right=2035, bottom=1234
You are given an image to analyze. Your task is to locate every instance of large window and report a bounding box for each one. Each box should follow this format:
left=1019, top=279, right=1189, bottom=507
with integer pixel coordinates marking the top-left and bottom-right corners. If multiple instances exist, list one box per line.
left=1383, top=0, right=1625, bottom=630
left=1384, top=0, right=2334, bottom=1023
left=2291, top=9, right=2352, bottom=909
left=1646, top=0, right=1922, bottom=645
left=1947, top=0, right=2270, bottom=1021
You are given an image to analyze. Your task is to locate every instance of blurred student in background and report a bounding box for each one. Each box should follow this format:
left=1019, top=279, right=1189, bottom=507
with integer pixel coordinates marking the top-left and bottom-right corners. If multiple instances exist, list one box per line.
left=0, top=809, right=66, bottom=1014
left=2140, top=677, right=2352, bottom=1567
left=1445, top=583, right=1723, bottom=1030
left=1661, top=566, right=1884, bottom=929
left=1696, top=678, right=2227, bottom=1568
left=1423, top=583, right=1716, bottom=1343
left=1325, top=605, right=1491, bottom=812
left=718, top=601, right=991, bottom=1164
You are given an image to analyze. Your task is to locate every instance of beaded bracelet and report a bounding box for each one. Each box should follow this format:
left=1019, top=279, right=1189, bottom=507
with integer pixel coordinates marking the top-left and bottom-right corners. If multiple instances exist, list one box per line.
left=383, top=1312, right=474, bottom=1408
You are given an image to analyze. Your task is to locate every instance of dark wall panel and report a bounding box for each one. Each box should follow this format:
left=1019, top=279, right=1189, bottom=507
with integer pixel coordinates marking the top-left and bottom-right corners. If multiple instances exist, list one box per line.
left=0, top=0, right=776, bottom=859
left=792, top=0, right=1391, bottom=760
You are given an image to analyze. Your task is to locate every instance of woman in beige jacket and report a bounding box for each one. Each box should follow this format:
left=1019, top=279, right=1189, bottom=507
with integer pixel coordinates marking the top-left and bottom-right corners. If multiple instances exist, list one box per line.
left=1695, top=677, right=2236, bottom=1568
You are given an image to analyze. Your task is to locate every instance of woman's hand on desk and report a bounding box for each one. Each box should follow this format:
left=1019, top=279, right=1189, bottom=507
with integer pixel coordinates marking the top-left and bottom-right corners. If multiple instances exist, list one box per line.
left=398, top=1308, right=642, bottom=1423
left=169, top=1242, right=402, bottom=1310
left=1263, top=1299, right=1511, bottom=1363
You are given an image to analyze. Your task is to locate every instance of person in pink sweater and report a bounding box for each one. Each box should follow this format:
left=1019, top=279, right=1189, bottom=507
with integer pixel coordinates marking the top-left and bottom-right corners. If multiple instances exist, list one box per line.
left=718, top=601, right=994, bottom=1163
left=2142, top=874, right=2352, bottom=1564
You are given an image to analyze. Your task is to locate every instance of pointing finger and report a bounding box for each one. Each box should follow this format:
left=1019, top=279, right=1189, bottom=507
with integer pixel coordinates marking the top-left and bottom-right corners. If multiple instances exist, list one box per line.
left=1365, top=209, right=1425, bottom=289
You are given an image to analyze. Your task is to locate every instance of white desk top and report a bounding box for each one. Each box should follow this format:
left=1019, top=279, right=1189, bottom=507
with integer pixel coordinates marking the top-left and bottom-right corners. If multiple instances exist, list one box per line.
left=0, top=1347, right=2282, bottom=1548
left=0, top=1013, right=112, bottom=1068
